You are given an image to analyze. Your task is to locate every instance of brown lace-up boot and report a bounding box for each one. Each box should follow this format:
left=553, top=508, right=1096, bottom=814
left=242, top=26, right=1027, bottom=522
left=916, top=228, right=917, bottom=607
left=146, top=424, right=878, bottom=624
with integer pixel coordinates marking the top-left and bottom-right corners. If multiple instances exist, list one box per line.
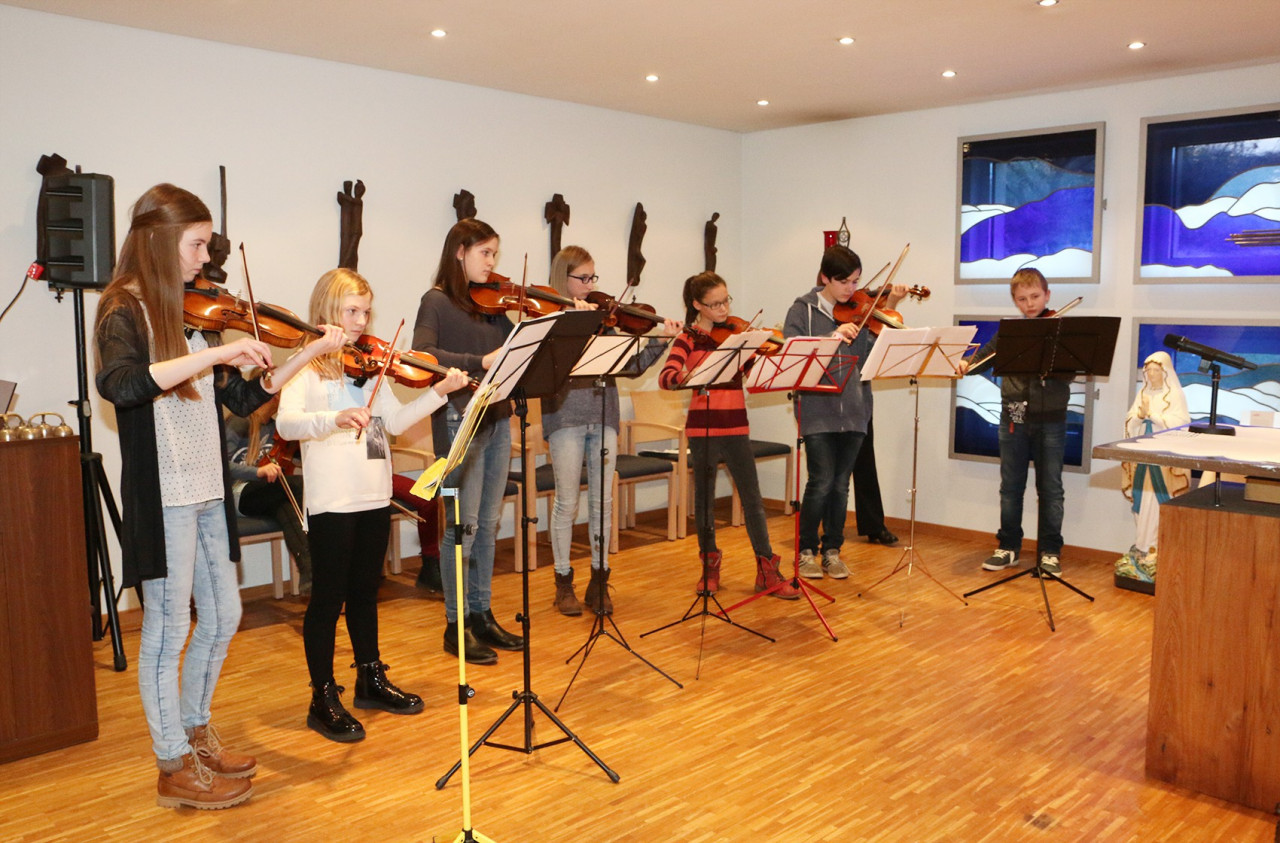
left=156, top=753, right=253, bottom=809
left=187, top=723, right=257, bottom=778
left=554, top=569, right=583, bottom=616
left=584, top=566, right=612, bottom=614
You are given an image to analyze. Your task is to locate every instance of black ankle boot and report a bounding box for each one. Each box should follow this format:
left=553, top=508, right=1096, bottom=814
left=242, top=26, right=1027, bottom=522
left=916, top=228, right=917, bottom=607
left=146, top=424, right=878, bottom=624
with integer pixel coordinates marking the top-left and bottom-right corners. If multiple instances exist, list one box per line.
left=469, top=609, right=525, bottom=651
left=415, top=557, right=442, bottom=595
left=307, top=680, right=365, bottom=743
left=443, top=619, right=498, bottom=665
left=353, top=661, right=424, bottom=714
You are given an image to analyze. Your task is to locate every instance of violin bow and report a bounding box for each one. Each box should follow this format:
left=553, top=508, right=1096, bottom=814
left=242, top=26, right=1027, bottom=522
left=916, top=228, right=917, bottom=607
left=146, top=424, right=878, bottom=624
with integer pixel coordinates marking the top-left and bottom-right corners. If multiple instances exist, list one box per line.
left=355, top=318, right=404, bottom=443
left=268, top=454, right=307, bottom=532
left=858, top=261, right=891, bottom=293
left=515, top=253, right=529, bottom=322
left=882, top=242, right=911, bottom=290
left=237, top=243, right=263, bottom=344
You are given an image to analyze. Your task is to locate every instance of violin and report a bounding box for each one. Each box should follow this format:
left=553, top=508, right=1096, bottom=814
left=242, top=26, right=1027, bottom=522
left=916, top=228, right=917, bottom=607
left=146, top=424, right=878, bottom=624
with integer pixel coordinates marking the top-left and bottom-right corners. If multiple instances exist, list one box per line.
left=258, top=438, right=299, bottom=476
left=832, top=285, right=930, bottom=335
left=183, top=276, right=322, bottom=348
left=467, top=272, right=577, bottom=318
left=583, top=290, right=674, bottom=336
left=688, top=315, right=785, bottom=356
left=343, top=333, right=480, bottom=391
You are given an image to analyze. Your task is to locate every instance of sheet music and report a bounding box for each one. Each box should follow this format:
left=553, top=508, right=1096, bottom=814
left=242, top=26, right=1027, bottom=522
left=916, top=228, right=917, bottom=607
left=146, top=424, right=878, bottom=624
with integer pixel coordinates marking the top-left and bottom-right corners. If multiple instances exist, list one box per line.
left=861, top=325, right=977, bottom=380
left=571, top=333, right=641, bottom=377
left=682, top=329, right=772, bottom=388
left=745, top=336, right=845, bottom=392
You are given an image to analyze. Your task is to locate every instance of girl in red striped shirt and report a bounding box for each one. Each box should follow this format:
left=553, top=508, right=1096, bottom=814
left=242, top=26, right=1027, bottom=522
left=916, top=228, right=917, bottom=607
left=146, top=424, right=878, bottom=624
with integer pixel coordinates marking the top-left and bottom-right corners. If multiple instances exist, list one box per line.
left=659, top=272, right=797, bottom=599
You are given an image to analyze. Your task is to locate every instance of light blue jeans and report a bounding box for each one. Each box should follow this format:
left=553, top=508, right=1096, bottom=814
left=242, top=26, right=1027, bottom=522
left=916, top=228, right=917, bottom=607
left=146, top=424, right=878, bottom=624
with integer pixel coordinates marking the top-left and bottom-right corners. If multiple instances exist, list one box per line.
left=438, top=408, right=512, bottom=623
left=548, top=424, right=617, bottom=575
left=139, top=498, right=242, bottom=762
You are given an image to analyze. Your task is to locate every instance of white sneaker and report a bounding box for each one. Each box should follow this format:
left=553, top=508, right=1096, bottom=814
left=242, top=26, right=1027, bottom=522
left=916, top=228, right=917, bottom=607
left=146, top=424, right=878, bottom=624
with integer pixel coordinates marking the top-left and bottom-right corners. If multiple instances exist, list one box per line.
left=798, top=549, right=823, bottom=579
left=822, top=549, right=850, bottom=579
left=1038, top=554, right=1062, bottom=576
left=983, top=549, right=1019, bottom=571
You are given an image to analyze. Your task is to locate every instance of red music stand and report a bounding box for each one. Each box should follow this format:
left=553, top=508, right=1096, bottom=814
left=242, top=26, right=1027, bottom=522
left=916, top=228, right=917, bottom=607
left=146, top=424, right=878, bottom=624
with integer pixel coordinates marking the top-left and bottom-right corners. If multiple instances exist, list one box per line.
left=715, top=335, right=853, bottom=640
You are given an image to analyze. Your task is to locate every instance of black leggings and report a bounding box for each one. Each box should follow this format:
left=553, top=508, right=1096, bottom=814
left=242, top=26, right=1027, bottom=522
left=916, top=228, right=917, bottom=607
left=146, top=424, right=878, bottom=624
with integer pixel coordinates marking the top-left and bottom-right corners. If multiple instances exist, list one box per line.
left=689, top=435, right=772, bottom=559
left=302, top=507, right=390, bottom=687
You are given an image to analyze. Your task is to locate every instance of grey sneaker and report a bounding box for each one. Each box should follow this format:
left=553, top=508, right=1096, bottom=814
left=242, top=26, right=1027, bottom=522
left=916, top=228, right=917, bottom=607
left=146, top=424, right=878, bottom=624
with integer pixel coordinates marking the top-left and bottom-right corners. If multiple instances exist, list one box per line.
left=798, top=549, right=823, bottom=579
left=982, top=549, right=1019, bottom=571
left=1038, top=554, right=1061, bottom=575
left=821, top=548, right=850, bottom=579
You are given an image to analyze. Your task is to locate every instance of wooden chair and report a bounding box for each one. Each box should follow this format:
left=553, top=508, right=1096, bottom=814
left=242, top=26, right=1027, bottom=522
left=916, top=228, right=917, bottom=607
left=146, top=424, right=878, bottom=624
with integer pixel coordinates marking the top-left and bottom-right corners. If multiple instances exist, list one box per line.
left=622, top=389, right=690, bottom=538
left=627, top=389, right=793, bottom=532
left=237, top=515, right=299, bottom=599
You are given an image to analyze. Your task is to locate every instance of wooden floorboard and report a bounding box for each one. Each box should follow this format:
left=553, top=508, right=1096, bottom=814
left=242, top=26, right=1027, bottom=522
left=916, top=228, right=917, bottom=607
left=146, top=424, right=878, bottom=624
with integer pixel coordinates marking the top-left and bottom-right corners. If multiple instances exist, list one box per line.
left=1, top=506, right=1275, bottom=842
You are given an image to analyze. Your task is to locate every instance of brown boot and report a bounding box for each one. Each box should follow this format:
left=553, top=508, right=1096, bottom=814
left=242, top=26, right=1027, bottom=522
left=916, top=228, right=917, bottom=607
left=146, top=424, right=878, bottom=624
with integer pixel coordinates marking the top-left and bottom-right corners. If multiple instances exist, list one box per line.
left=755, top=554, right=800, bottom=599
left=554, top=569, right=583, bottom=616
left=696, top=551, right=721, bottom=595
left=583, top=566, right=613, bottom=614
left=156, top=753, right=253, bottom=809
left=188, top=723, right=257, bottom=778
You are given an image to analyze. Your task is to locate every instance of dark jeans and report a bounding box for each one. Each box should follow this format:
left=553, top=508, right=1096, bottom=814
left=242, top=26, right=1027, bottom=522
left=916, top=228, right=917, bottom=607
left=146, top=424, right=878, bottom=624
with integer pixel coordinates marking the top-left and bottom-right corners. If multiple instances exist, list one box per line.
left=997, top=420, right=1065, bottom=556
left=853, top=418, right=886, bottom=536
left=689, top=435, right=772, bottom=558
left=800, top=430, right=864, bottom=554
left=303, top=507, right=390, bottom=687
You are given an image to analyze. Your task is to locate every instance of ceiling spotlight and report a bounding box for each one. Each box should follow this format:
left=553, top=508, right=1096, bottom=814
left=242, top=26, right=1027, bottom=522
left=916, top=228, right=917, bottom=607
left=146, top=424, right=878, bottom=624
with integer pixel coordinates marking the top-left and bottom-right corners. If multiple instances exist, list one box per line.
left=838, top=37, right=855, bottom=46
left=430, top=29, right=446, bottom=38
left=645, top=74, right=659, bottom=82
left=1128, top=41, right=1146, bottom=50
left=1037, top=0, right=1058, bottom=7
left=757, top=99, right=770, bottom=106
left=942, top=70, right=957, bottom=78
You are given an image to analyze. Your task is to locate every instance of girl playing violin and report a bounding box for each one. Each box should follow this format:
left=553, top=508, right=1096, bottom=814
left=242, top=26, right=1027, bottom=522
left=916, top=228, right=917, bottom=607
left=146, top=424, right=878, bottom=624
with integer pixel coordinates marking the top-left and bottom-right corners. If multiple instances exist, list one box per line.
left=658, top=271, right=797, bottom=599
left=94, top=184, right=345, bottom=809
left=782, top=245, right=908, bottom=580
left=226, top=389, right=311, bottom=592
left=276, top=268, right=469, bottom=742
left=542, top=246, right=681, bottom=616
left=411, top=219, right=524, bottom=665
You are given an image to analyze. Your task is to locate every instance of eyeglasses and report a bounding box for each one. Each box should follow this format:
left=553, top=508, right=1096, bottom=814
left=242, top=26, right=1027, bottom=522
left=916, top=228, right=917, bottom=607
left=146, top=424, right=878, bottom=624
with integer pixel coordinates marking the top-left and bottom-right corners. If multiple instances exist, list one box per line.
left=699, top=295, right=732, bottom=310
left=567, top=273, right=599, bottom=284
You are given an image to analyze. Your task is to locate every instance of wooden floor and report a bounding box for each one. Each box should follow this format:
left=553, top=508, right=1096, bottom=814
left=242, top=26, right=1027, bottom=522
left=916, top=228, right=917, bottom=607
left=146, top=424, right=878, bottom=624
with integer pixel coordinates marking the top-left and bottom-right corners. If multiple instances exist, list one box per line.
left=2, top=507, right=1276, bottom=842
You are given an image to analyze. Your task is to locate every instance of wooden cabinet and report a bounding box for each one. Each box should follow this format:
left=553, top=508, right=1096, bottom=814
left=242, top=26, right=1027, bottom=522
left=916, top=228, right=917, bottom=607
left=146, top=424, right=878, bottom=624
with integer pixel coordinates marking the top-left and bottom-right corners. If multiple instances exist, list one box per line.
left=1147, top=482, right=1280, bottom=812
left=0, top=437, right=98, bottom=764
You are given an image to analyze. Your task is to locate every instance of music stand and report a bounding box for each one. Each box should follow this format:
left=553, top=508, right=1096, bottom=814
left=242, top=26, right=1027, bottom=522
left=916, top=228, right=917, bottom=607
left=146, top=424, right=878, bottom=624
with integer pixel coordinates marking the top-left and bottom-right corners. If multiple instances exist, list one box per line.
left=435, top=308, right=621, bottom=789
left=641, top=329, right=776, bottom=680
left=858, top=326, right=976, bottom=625
left=712, top=335, right=852, bottom=640
left=961, top=314, right=1120, bottom=632
left=555, top=332, right=682, bottom=711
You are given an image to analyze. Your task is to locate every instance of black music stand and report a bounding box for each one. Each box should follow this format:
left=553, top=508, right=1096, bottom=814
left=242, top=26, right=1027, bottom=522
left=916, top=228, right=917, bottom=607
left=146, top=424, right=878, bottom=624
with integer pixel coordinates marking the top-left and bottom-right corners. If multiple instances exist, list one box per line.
left=962, top=314, right=1120, bottom=632
left=856, top=326, right=976, bottom=625
left=556, top=332, right=682, bottom=711
left=641, top=328, right=775, bottom=680
left=435, top=308, right=621, bottom=789
left=715, top=335, right=852, bottom=640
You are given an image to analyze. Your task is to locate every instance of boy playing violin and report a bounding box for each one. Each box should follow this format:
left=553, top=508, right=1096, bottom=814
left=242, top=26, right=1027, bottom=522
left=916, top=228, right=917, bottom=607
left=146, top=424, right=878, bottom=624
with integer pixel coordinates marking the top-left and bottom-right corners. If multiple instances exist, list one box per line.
left=782, top=245, right=907, bottom=580
left=957, top=267, right=1068, bottom=576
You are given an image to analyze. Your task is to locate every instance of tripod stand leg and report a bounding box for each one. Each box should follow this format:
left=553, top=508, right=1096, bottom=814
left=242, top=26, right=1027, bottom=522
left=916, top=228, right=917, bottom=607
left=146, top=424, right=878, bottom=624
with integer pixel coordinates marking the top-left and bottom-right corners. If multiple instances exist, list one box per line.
left=83, top=453, right=127, bottom=671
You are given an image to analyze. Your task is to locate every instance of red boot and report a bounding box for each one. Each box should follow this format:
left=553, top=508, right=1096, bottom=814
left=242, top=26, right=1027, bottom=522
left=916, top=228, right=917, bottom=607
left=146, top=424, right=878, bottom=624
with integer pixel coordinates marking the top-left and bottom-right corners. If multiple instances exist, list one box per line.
left=696, top=551, right=721, bottom=595
left=755, top=554, right=800, bottom=599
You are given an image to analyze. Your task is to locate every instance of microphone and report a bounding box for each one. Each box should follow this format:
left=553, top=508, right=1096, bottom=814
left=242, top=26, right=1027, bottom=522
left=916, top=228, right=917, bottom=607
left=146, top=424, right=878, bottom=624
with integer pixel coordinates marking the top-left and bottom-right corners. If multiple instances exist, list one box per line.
left=1163, top=334, right=1256, bottom=371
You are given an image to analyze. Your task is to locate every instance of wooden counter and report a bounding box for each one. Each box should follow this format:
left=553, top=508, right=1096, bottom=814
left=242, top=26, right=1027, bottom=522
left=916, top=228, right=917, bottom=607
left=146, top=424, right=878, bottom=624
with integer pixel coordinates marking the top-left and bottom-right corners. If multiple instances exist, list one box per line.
left=0, top=438, right=98, bottom=763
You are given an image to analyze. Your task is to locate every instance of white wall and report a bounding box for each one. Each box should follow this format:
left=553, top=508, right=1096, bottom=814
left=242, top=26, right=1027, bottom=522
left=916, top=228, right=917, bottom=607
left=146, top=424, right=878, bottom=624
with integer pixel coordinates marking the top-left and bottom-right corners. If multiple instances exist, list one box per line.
left=0, top=6, right=741, bottom=602
left=742, top=63, right=1280, bottom=558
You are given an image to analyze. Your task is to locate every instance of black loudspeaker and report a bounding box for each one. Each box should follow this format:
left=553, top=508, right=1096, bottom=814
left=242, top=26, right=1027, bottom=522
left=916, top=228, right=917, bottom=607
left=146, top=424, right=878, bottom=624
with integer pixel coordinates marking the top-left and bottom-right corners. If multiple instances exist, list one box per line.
left=40, top=172, right=115, bottom=290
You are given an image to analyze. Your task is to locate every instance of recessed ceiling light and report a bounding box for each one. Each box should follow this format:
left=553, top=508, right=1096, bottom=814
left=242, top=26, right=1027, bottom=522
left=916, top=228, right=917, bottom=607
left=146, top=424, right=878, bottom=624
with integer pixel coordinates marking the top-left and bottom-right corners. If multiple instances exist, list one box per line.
left=645, top=74, right=659, bottom=82
left=942, top=70, right=957, bottom=78
left=838, top=37, right=855, bottom=46
left=430, top=29, right=446, bottom=38
left=1038, top=0, right=1058, bottom=7
left=757, top=100, right=770, bottom=106
left=1128, top=41, right=1146, bottom=50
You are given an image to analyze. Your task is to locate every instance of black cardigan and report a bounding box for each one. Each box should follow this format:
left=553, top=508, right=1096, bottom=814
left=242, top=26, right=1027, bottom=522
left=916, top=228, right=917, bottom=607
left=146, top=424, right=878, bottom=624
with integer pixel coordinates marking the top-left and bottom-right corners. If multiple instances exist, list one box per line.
left=95, top=292, right=270, bottom=587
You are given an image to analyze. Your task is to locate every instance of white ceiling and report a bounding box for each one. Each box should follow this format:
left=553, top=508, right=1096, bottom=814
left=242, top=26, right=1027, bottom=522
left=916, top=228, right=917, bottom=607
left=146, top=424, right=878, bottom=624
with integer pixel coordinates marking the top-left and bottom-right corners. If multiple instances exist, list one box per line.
left=6, top=0, right=1280, bottom=132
